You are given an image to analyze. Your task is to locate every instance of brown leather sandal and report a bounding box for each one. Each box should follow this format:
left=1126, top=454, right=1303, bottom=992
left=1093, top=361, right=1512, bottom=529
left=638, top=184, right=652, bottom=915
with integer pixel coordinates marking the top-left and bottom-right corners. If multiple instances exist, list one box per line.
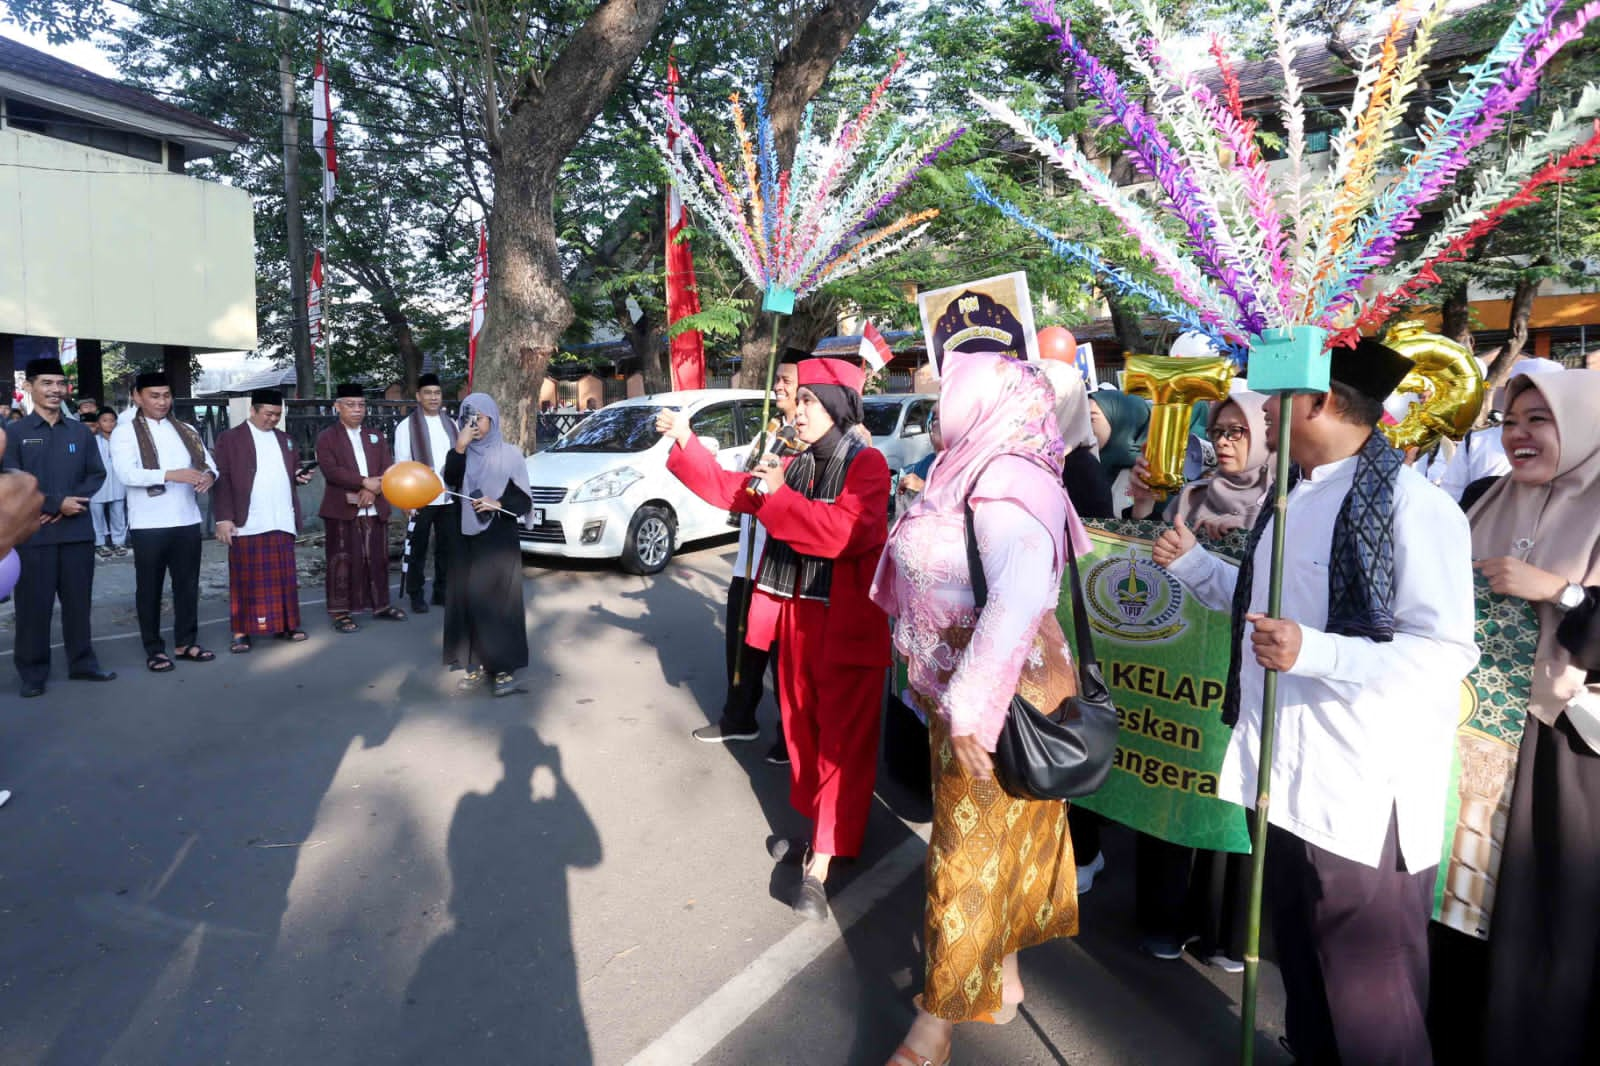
left=887, top=1045, right=948, bottom=1066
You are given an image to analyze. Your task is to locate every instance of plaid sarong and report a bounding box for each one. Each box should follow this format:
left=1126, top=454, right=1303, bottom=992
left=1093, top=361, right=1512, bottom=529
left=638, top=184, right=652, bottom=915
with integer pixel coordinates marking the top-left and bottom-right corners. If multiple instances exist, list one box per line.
left=229, top=531, right=301, bottom=635
left=325, top=516, right=390, bottom=615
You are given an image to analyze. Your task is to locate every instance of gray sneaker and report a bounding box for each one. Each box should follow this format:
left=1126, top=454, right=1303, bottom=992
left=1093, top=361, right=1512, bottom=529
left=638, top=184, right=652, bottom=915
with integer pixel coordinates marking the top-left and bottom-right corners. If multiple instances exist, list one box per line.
left=691, top=722, right=760, bottom=743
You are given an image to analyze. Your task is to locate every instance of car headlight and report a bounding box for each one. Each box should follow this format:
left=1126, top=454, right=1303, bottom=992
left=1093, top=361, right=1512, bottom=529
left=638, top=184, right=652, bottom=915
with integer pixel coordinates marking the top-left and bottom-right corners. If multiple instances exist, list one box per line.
left=571, top=467, right=644, bottom=502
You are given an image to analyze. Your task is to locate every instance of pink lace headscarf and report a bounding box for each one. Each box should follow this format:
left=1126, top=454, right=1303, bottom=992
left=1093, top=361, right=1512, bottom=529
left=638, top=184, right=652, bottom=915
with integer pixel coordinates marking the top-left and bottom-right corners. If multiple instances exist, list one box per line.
left=905, top=352, right=1089, bottom=568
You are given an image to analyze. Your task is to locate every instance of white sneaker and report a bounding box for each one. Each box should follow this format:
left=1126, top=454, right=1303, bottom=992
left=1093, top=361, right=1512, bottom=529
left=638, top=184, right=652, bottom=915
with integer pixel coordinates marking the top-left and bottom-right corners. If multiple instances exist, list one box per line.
left=1076, top=851, right=1106, bottom=894
left=0, top=789, right=11, bottom=809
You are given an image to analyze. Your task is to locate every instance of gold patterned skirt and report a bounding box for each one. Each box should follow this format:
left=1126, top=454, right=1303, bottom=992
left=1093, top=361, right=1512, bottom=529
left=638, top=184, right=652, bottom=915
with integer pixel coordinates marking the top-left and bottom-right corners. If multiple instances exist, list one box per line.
left=920, top=710, right=1079, bottom=1021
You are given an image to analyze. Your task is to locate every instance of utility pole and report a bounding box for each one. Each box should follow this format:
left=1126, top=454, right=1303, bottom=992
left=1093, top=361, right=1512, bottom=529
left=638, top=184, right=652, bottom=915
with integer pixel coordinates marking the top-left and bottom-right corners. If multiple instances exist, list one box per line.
left=278, top=1, right=314, bottom=397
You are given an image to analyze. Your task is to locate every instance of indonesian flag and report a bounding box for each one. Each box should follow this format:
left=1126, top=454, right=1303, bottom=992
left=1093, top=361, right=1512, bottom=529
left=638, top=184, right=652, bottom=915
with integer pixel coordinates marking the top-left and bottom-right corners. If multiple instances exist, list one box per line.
left=308, top=251, right=324, bottom=350
left=859, top=320, right=891, bottom=371
left=59, top=337, right=76, bottom=362
left=664, top=56, right=706, bottom=391
left=312, top=43, right=336, bottom=204
left=468, top=224, right=488, bottom=386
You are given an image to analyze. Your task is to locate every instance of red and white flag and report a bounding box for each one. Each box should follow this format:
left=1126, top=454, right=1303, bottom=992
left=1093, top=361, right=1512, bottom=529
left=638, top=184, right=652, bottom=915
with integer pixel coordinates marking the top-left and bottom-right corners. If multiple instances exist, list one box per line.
left=859, top=320, right=892, bottom=371
left=468, top=224, right=488, bottom=387
left=308, top=251, right=324, bottom=350
left=664, top=55, right=706, bottom=391
left=312, top=42, right=337, bottom=204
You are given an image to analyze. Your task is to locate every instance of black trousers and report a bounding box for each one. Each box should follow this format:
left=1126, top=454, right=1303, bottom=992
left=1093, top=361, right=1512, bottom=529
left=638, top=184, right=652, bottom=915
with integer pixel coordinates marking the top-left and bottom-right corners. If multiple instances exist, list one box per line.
left=14, top=540, right=99, bottom=685
left=131, top=524, right=203, bottom=657
left=719, top=576, right=781, bottom=735
left=401, top=503, right=457, bottom=598
left=1134, top=832, right=1249, bottom=957
left=1267, top=818, right=1435, bottom=1066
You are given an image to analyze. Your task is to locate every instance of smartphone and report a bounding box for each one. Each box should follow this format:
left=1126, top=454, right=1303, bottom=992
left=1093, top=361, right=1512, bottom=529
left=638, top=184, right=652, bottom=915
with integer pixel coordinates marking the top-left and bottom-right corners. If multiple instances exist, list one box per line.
left=459, top=404, right=477, bottom=423
left=297, top=459, right=319, bottom=475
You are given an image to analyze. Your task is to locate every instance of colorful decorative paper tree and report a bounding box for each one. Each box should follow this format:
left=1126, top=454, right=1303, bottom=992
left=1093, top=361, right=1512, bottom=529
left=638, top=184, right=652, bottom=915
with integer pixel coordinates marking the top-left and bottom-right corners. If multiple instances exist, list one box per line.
left=971, top=0, right=1600, bottom=353
left=657, top=56, right=963, bottom=316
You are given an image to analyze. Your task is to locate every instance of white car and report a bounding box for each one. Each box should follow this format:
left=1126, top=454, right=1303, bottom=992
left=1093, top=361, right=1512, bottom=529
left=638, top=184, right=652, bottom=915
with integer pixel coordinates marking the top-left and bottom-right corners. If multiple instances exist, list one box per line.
left=862, top=393, right=938, bottom=473
left=519, top=389, right=771, bottom=574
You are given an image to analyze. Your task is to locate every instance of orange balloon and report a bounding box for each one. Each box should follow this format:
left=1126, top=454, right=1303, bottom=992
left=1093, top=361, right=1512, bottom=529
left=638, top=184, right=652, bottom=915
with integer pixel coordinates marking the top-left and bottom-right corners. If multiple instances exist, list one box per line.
left=382, top=460, right=444, bottom=510
left=1038, top=326, right=1077, bottom=363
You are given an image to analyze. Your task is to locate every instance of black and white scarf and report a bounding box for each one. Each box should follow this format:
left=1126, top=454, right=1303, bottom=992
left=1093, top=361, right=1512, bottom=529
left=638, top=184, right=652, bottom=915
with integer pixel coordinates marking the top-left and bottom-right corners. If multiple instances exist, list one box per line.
left=1222, top=430, right=1403, bottom=726
left=409, top=407, right=458, bottom=472
left=756, top=429, right=864, bottom=605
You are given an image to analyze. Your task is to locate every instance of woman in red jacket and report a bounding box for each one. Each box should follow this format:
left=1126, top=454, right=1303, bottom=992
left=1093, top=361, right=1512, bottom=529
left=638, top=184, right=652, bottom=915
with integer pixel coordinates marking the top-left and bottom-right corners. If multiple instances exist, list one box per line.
left=657, top=357, right=891, bottom=920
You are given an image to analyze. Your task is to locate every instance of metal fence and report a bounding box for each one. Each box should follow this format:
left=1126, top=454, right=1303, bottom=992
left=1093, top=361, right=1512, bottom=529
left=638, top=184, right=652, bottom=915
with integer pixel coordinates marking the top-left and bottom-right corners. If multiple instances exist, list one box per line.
left=171, top=398, right=233, bottom=449
left=281, top=399, right=416, bottom=457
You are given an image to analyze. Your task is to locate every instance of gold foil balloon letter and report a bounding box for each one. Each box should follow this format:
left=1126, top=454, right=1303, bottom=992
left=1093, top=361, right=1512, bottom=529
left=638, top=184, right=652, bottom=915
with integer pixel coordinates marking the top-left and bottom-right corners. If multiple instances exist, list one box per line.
left=1123, top=355, right=1236, bottom=498
left=1377, top=321, right=1485, bottom=451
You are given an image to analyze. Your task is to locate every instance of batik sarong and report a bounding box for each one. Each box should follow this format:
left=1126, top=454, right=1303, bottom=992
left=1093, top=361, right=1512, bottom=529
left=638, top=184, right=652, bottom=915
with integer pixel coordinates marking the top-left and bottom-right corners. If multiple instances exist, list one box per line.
left=921, top=711, right=1079, bottom=1021
left=324, top=516, right=390, bottom=614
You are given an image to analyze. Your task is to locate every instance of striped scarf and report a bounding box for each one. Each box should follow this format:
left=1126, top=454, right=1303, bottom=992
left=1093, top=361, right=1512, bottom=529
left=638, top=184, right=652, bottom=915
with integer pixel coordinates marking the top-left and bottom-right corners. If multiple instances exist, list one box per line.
left=756, top=431, right=863, bottom=605
left=408, top=408, right=458, bottom=471
left=133, top=412, right=208, bottom=498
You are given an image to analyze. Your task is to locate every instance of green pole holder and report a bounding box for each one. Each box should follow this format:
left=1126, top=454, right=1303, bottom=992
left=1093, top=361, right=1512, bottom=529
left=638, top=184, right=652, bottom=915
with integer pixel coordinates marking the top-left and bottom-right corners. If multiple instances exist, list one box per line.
left=762, top=286, right=796, bottom=315
left=1247, top=325, right=1330, bottom=393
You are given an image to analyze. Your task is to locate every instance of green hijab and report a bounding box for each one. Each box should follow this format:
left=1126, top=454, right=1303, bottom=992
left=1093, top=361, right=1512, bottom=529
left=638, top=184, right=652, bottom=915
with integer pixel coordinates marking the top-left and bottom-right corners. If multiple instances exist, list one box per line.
left=1090, top=390, right=1151, bottom=479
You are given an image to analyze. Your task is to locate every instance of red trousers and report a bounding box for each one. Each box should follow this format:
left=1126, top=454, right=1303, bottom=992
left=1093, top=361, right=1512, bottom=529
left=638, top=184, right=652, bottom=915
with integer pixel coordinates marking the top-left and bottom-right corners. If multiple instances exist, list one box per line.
left=776, top=598, right=884, bottom=858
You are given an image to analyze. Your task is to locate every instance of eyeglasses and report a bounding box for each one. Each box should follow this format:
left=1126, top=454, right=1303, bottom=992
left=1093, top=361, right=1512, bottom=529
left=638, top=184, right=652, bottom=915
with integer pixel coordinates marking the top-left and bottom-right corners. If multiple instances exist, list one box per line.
left=1207, top=425, right=1248, bottom=443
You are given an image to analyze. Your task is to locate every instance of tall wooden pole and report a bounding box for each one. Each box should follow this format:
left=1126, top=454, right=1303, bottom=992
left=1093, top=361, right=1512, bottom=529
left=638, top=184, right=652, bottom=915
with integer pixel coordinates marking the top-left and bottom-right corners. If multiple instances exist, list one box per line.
left=278, top=1, right=314, bottom=398
left=1239, top=406, right=1295, bottom=1065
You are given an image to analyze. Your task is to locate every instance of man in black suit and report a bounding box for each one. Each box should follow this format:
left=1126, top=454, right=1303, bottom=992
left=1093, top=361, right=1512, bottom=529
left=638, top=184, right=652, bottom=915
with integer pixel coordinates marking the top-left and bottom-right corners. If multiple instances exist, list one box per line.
left=1, top=358, right=116, bottom=696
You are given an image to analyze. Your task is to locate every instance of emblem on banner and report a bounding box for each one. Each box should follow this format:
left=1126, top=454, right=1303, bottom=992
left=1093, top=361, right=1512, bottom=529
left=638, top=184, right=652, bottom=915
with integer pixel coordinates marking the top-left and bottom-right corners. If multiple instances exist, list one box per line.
left=1085, top=551, right=1186, bottom=642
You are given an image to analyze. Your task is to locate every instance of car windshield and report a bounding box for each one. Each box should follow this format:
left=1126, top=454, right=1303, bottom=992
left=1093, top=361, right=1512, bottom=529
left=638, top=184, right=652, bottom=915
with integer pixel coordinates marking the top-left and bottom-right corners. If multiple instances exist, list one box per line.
left=545, top=406, right=663, bottom=453
left=861, top=402, right=902, bottom=437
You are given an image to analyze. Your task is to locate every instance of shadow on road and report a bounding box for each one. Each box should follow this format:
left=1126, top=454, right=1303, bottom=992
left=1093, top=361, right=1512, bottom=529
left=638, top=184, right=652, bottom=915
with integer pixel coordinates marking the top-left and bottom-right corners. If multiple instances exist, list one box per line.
left=404, top=723, right=601, bottom=1064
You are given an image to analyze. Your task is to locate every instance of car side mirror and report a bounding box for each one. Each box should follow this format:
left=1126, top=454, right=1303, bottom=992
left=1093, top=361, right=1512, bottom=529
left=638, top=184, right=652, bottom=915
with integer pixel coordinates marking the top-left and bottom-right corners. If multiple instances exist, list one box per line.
left=902, top=422, right=926, bottom=437
left=697, top=435, right=723, bottom=453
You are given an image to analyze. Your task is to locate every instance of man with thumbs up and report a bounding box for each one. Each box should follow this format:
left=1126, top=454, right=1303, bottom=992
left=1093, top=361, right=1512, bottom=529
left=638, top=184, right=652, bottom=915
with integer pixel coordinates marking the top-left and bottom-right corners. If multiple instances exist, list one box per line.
left=1150, top=342, right=1478, bottom=1066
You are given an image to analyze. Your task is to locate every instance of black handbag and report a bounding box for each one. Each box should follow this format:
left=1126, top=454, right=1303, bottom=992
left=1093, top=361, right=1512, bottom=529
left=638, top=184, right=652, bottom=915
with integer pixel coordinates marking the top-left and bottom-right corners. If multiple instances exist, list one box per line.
left=965, top=503, right=1119, bottom=801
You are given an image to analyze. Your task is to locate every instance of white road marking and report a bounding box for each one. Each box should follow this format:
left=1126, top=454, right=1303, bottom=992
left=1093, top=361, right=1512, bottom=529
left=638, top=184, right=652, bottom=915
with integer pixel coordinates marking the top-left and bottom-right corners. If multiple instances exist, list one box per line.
left=624, top=825, right=930, bottom=1066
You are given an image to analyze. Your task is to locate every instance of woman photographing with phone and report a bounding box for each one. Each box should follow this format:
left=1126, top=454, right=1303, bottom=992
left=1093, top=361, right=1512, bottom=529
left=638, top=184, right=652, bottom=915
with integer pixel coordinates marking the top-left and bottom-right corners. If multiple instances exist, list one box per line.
left=443, top=393, right=532, bottom=698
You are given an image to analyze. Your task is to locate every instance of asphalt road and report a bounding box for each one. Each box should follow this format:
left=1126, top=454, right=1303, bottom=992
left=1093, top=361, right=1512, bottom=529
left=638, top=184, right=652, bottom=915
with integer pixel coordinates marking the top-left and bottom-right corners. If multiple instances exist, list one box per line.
left=0, top=539, right=1290, bottom=1065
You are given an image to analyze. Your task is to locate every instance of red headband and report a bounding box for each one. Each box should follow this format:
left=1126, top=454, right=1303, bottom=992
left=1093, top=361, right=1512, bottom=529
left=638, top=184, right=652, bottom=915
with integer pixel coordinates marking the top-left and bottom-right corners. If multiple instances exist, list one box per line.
left=797, top=357, right=865, bottom=394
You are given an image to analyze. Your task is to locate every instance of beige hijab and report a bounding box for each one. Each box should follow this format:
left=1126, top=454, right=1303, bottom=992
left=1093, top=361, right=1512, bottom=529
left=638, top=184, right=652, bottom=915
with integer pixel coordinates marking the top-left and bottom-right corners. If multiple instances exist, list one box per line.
left=1468, top=370, right=1600, bottom=724
left=1040, top=361, right=1098, bottom=455
left=1175, top=391, right=1271, bottom=532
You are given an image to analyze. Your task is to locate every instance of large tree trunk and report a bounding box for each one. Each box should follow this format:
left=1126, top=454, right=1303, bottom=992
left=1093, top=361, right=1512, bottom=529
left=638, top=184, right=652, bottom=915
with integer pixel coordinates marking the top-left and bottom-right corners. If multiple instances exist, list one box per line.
left=734, top=0, right=879, bottom=391
left=1483, top=271, right=1543, bottom=400
left=1440, top=281, right=1474, bottom=351
left=472, top=0, right=669, bottom=451
left=1106, top=292, right=1147, bottom=356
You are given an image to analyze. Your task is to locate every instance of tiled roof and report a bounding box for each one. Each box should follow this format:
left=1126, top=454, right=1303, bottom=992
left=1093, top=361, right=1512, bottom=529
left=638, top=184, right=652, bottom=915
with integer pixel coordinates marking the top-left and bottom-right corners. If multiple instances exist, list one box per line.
left=0, top=36, right=242, bottom=144
left=1213, top=23, right=1488, bottom=108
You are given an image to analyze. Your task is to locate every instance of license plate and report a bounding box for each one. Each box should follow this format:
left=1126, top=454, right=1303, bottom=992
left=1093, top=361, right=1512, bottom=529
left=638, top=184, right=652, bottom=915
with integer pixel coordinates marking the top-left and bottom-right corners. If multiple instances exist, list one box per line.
left=529, top=507, right=545, bottom=526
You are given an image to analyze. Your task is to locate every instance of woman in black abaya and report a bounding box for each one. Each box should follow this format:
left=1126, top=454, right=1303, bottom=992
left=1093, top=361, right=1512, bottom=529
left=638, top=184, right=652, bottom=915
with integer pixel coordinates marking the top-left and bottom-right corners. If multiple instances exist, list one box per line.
left=443, top=392, right=531, bottom=698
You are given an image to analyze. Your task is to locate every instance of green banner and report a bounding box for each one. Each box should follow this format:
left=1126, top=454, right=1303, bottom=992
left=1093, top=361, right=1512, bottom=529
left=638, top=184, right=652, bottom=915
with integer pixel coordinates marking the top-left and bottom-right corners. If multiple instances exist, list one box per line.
left=1062, top=520, right=1251, bottom=853
left=1060, top=519, right=1539, bottom=939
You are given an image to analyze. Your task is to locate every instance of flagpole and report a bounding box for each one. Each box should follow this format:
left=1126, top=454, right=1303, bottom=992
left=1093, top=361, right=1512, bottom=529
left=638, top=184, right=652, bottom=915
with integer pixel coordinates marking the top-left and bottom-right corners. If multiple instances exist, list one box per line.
left=322, top=196, right=331, bottom=399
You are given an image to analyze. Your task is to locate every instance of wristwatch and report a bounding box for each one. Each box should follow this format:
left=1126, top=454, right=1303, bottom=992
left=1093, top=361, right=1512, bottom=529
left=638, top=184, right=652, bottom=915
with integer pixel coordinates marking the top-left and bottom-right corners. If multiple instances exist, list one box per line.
left=1558, top=583, right=1587, bottom=611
